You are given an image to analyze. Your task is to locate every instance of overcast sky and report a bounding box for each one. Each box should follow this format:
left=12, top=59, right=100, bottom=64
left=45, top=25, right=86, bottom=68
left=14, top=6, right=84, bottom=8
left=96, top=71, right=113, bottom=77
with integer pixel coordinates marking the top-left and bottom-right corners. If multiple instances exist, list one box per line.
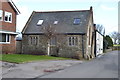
left=12, top=0, right=118, bottom=35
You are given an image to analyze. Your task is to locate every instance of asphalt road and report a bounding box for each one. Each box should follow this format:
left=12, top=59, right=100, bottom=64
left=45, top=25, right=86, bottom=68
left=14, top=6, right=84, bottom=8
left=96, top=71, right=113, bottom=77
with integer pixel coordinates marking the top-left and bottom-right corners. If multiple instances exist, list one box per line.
left=41, top=51, right=119, bottom=78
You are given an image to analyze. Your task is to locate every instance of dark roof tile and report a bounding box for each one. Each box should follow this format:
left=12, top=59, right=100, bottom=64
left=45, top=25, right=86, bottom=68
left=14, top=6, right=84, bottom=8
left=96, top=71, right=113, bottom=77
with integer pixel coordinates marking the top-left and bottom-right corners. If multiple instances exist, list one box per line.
left=22, top=9, right=92, bottom=34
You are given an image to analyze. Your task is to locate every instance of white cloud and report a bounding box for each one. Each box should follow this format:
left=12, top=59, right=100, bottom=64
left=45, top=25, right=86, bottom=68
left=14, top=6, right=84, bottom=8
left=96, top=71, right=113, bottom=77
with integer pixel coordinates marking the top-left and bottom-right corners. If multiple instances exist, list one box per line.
left=100, top=5, right=116, bottom=11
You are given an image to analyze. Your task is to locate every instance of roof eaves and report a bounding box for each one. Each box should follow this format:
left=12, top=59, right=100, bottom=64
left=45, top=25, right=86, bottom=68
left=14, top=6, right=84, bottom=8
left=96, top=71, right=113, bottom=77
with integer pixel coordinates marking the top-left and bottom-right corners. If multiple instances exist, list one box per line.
left=8, top=0, right=20, bottom=15
left=22, top=11, right=36, bottom=34
left=96, top=30, right=104, bottom=36
left=85, top=11, right=93, bottom=32
left=23, top=32, right=86, bottom=35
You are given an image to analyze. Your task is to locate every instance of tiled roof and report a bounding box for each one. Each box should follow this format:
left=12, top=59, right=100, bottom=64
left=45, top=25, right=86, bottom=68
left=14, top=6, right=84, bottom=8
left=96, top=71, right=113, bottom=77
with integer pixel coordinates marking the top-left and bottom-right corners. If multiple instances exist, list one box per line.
left=22, top=7, right=93, bottom=34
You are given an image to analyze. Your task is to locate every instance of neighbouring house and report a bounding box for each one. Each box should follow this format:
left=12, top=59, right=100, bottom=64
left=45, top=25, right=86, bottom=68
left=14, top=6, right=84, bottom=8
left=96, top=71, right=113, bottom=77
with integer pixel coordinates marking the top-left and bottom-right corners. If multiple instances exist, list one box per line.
left=94, top=24, right=103, bottom=57
left=22, top=7, right=95, bottom=59
left=0, top=0, right=20, bottom=54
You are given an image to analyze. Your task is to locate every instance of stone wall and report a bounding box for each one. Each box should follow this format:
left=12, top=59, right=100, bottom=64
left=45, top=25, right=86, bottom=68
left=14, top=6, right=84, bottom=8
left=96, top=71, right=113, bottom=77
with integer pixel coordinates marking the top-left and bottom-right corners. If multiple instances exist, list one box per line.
left=16, top=40, right=22, bottom=54
left=22, top=34, right=86, bottom=59
left=22, top=35, right=47, bottom=55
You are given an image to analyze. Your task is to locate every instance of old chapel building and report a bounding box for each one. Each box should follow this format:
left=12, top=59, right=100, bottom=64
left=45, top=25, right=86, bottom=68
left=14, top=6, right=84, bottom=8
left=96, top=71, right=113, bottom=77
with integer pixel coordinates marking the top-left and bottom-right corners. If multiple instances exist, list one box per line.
left=22, top=7, right=95, bottom=59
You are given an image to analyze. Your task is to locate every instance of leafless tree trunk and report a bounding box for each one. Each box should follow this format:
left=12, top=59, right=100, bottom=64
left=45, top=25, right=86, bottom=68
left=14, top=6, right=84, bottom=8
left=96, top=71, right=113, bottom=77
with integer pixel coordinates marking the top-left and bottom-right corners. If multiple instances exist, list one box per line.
left=41, top=24, right=57, bottom=56
left=110, top=31, right=120, bottom=44
left=96, top=24, right=105, bottom=35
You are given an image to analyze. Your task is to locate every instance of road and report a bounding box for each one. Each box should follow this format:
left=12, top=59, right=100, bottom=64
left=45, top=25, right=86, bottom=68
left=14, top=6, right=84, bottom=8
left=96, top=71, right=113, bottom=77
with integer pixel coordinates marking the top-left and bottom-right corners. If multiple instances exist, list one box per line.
left=41, top=51, right=119, bottom=78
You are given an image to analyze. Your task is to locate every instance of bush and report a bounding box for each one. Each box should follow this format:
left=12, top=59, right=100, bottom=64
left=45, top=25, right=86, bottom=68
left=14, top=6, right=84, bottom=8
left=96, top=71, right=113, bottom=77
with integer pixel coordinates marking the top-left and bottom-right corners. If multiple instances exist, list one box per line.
left=72, top=52, right=84, bottom=60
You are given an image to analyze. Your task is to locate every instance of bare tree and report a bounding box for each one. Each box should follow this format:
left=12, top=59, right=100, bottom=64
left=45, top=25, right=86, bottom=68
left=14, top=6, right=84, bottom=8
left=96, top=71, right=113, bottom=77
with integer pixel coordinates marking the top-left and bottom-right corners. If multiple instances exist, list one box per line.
left=96, top=24, right=105, bottom=35
left=41, top=24, right=57, bottom=55
left=110, top=31, right=120, bottom=44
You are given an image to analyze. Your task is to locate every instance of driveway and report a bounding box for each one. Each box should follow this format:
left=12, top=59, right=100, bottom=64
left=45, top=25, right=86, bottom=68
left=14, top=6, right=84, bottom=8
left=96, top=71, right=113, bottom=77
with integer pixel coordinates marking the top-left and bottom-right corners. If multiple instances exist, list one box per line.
left=41, top=51, right=118, bottom=78
left=1, top=60, right=82, bottom=78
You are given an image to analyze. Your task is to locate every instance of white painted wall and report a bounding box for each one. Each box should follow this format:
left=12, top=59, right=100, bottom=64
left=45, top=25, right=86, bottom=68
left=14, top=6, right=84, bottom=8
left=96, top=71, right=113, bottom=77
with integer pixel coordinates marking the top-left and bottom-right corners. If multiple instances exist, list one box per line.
left=96, top=31, right=103, bottom=56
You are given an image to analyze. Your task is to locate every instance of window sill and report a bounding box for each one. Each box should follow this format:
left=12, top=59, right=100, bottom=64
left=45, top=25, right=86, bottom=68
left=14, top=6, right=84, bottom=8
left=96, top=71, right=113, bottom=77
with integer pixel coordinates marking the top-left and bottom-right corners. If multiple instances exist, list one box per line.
left=0, top=42, right=10, bottom=44
left=88, top=45, right=91, bottom=47
left=50, top=45, right=56, bottom=47
left=68, top=45, right=78, bottom=47
left=4, top=21, right=12, bottom=23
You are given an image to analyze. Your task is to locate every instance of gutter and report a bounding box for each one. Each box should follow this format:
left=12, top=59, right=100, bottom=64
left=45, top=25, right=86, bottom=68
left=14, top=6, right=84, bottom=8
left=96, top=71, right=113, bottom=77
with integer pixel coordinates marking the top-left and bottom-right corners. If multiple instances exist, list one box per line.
left=23, top=33, right=86, bottom=35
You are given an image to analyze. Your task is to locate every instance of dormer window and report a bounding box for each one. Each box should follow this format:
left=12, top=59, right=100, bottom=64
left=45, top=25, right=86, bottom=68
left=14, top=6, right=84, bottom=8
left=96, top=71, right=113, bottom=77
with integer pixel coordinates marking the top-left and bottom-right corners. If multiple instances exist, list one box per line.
left=74, top=18, right=80, bottom=25
left=4, top=11, right=12, bottom=23
left=0, top=10, right=3, bottom=21
left=54, top=21, right=58, bottom=25
left=37, top=20, right=44, bottom=25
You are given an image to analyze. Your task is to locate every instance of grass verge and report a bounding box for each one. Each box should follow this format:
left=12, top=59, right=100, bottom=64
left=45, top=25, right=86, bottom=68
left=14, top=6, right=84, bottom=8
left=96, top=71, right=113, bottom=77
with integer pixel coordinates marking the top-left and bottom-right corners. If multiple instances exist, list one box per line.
left=113, top=44, right=120, bottom=47
left=0, top=54, right=71, bottom=64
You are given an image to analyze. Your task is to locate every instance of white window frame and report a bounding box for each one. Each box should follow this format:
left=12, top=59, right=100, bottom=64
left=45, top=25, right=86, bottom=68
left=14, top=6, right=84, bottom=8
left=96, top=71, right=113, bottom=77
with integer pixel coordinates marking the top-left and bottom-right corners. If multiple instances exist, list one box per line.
left=4, top=11, right=12, bottom=23
left=0, top=34, right=11, bottom=44
left=68, top=36, right=78, bottom=46
left=0, top=10, right=3, bottom=21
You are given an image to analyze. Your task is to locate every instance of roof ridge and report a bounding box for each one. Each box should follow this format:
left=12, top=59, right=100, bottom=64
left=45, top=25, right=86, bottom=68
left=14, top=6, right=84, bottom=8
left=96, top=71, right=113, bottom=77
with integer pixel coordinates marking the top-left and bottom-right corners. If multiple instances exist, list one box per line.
left=34, top=10, right=90, bottom=13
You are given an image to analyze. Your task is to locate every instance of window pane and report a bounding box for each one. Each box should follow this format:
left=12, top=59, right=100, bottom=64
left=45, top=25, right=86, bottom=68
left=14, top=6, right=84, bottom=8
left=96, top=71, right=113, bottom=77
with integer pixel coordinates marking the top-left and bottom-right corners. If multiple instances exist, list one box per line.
left=5, top=12, right=8, bottom=21
left=37, top=20, right=43, bottom=25
left=72, top=37, right=74, bottom=45
left=54, top=21, right=58, bottom=25
left=74, top=18, right=80, bottom=24
left=35, top=37, right=38, bottom=45
left=5, top=15, right=8, bottom=21
left=0, top=17, right=2, bottom=20
left=34, top=37, right=37, bottom=45
left=30, top=37, right=32, bottom=45
left=69, top=37, right=71, bottom=46
left=7, top=34, right=10, bottom=42
left=0, top=10, right=3, bottom=21
left=0, top=33, right=2, bottom=42
left=9, top=15, right=11, bottom=21
left=2, top=34, right=6, bottom=42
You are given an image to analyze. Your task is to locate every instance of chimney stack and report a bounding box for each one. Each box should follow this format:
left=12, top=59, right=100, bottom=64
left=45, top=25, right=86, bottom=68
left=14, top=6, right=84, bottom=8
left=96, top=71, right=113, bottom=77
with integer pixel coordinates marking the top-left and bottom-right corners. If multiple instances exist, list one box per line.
left=90, top=6, right=93, bottom=11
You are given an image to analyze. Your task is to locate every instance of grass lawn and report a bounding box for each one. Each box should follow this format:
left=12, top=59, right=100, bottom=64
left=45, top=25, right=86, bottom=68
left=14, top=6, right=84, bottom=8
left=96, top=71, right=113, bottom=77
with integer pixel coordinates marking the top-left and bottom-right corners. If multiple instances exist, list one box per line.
left=114, top=44, right=120, bottom=47
left=0, top=54, right=70, bottom=64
